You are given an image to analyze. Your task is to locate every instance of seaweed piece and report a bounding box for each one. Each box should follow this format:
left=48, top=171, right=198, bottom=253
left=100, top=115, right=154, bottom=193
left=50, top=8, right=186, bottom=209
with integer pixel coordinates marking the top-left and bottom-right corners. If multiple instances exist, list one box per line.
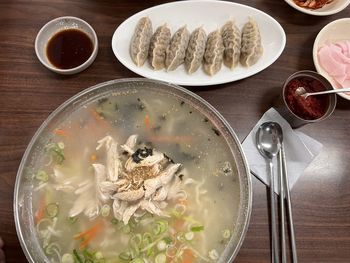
left=131, top=147, right=153, bottom=163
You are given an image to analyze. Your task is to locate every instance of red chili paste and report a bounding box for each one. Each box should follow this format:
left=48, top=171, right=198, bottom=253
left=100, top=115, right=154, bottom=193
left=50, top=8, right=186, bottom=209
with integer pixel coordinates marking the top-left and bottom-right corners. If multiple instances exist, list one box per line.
left=284, top=77, right=329, bottom=120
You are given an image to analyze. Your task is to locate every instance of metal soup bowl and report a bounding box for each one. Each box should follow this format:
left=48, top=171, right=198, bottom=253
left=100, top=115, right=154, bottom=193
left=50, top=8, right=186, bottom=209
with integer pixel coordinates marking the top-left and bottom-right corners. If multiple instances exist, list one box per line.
left=14, top=78, right=252, bottom=262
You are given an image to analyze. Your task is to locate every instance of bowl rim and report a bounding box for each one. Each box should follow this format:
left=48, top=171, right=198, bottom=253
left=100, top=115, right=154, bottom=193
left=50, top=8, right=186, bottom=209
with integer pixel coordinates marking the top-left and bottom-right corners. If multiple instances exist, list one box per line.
left=34, top=16, right=98, bottom=75
left=313, top=18, right=350, bottom=101
left=284, top=0, right=350, bottom=16
left=14, top=78, right=253, bottom=263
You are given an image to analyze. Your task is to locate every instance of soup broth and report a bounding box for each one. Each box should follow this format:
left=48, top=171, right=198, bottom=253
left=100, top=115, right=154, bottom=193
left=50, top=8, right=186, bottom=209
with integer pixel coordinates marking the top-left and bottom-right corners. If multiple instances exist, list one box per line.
left=30, top=87, right=240, bottom=263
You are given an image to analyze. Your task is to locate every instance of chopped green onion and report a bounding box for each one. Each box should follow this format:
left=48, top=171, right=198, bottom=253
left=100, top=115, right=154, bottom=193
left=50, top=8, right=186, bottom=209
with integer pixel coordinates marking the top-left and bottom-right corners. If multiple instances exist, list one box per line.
left=111, top=218, right=119, bottom=225
left=100, top=204, right=110, bottom=217
left=209, top=249, right=219, bottom=260
left=61, top=253, right=74, bottom=263
left=130, top=234, right=142, bottom=247
left=155, top=253, right=167, bottom=263
left=57, top=142, right=65, bottom=149
left=68, top=216, right=77, bottom=224
left=94, top=251, right=103, bottom=260
left=163, top=236, right=173, bottom=245
left=73, top=249, right=83, bottom=263
left=122, top=224, right=131, bottom=234
left=128, top=218, right=137, bottom=229
left=146, top=247, right=154, bottom=257
left=143, top=232, right=152, bottom=245
left=191, top=225, right=204, bottom=232
left=84, top=259, right=93, bottom=263
left=35, top=170, right=49, bottom=182
left=82, top=249, right=94, bottom=259
left=130, top=244, right=140, bottom=258
left=46, top=203, right=59, bottom=218
left=176, top=232, right=185, bottom=243
left=153, top=220, right=168, bottom=235
left=157, top=240, right=167, bottom=251
left=222, top=229, right=231, bottom=239
left=131, top=258, right=144, bottom=263
left=185, top=231, right=194, bottom=241
left=45, top=142, right=65, bottom=165
left=45, top=244, right=55, bottom=255
left=119, top=251, right=131, bottom=261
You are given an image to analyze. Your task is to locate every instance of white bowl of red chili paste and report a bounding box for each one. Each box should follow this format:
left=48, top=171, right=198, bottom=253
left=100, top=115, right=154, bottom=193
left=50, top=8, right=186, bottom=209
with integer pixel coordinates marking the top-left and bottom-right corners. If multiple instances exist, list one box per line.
left=284, top=0, right=350, bottom=16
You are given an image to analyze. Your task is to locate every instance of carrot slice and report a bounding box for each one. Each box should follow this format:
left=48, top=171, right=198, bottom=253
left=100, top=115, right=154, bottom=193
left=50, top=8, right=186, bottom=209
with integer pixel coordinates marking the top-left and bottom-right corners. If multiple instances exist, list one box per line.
left=79, top=234, right=95, bottom=250
left=182, top=249, right=195, bottom=263
left=34, top=198, right=46, bottom=224
left=53, top=128, right=69, bottom=138
left=174, top=219, right=185, bottom=231
left=74, top=221, right=104, bottom=249
left=74, top=221, right=102, bottom=240
left=90, top=154, right=97, bottom=162
left=144, top=114, right=151, bottom=130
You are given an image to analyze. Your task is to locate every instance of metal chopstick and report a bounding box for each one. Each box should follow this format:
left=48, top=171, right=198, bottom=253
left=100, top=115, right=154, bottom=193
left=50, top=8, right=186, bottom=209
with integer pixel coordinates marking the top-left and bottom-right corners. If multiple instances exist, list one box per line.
left=278, top=149, right=287, bottom=263
left=281, top=143, right=298, bottom=263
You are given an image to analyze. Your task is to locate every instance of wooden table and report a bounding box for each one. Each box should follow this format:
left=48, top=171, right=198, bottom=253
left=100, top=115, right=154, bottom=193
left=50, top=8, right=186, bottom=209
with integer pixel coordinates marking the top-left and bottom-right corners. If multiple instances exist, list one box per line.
left=1, top=0, right=349, bottom=262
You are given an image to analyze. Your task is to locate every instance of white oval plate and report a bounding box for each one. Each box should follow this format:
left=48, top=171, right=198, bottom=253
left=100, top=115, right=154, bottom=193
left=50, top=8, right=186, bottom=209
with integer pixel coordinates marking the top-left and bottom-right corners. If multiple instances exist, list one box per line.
left=284, top=0, right=350, bottom=16
left=313, top=18, right=350, bottom=100
left=111, top=0, right=286, bottom=86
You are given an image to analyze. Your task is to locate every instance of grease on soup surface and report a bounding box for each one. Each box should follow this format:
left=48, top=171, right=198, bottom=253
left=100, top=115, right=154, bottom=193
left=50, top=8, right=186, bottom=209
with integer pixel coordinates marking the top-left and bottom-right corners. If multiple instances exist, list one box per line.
left=31, top=89, right=240, bottom=263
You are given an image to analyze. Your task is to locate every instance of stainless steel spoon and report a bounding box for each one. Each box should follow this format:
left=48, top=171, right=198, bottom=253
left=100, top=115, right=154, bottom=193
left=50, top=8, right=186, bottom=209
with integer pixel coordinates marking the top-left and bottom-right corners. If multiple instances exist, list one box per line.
left=256, top=122, right=283, bottom=263
left=295, top=86, right=350, bottom=98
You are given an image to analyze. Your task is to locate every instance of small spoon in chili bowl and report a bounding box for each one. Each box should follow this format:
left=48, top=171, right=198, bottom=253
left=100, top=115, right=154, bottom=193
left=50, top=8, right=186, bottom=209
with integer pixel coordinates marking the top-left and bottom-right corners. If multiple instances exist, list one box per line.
left=295, top=86, right=350, bottom=99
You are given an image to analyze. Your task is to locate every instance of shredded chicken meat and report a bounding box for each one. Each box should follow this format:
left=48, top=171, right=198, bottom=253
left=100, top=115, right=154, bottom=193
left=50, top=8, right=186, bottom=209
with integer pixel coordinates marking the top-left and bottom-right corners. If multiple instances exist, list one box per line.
left=67, top=135, right=184, bottom=224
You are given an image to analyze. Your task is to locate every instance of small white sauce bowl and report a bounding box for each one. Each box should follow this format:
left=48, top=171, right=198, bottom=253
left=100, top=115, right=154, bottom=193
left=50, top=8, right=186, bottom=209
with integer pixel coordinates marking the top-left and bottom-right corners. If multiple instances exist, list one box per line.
left=35, top=16, right=98, bottom=75
left=313, top=18, right=350, bottom=100
left=284, top=0, right=350, bottom=16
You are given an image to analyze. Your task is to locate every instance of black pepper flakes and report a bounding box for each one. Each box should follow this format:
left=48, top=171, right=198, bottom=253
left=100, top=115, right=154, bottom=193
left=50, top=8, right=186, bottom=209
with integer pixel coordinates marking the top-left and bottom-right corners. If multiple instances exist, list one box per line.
left=204, top=118, right=209, bottom=123
left=212, top=128, right=220, bottom=136
left=97, top=97, right=108, bottom=105
left=180, top=101, right=185, bottom=106
left=164, top=153, right=175, bottom=164
left=152, top=125, right=161, bottom=132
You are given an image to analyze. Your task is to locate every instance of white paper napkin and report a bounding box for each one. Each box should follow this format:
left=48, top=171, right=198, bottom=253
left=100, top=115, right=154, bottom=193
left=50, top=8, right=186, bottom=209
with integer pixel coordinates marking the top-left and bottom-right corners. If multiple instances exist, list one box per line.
left=242, top=108, right=323, bottom=194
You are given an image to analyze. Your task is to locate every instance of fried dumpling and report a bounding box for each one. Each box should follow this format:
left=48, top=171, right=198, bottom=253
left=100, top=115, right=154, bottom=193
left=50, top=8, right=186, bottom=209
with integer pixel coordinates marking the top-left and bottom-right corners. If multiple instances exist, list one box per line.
left=130, top=17, right=153, bottom=67
left=149, top=24, right=171, bottom=70
left=203, top=29, right=224, bottom=76
left=166, top=26, right=190, bottom=71
left=185, top=27, right=207, bottom=74
left=240, top=17, right=263, bottom=67
left=221, top=20, right=241, bottom=70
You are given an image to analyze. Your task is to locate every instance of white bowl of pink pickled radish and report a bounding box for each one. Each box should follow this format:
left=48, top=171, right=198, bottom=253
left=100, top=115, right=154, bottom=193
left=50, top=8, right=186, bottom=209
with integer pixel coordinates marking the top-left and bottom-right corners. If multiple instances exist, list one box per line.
left=313, top=18, right=350, bottom=100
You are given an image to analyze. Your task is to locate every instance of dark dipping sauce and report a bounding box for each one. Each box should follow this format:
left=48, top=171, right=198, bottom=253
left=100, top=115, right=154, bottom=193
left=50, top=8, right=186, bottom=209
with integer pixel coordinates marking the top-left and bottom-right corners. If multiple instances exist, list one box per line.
left=46, top=29, right=93, bottom=69
left=285, top=77, right=329, bottom=120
